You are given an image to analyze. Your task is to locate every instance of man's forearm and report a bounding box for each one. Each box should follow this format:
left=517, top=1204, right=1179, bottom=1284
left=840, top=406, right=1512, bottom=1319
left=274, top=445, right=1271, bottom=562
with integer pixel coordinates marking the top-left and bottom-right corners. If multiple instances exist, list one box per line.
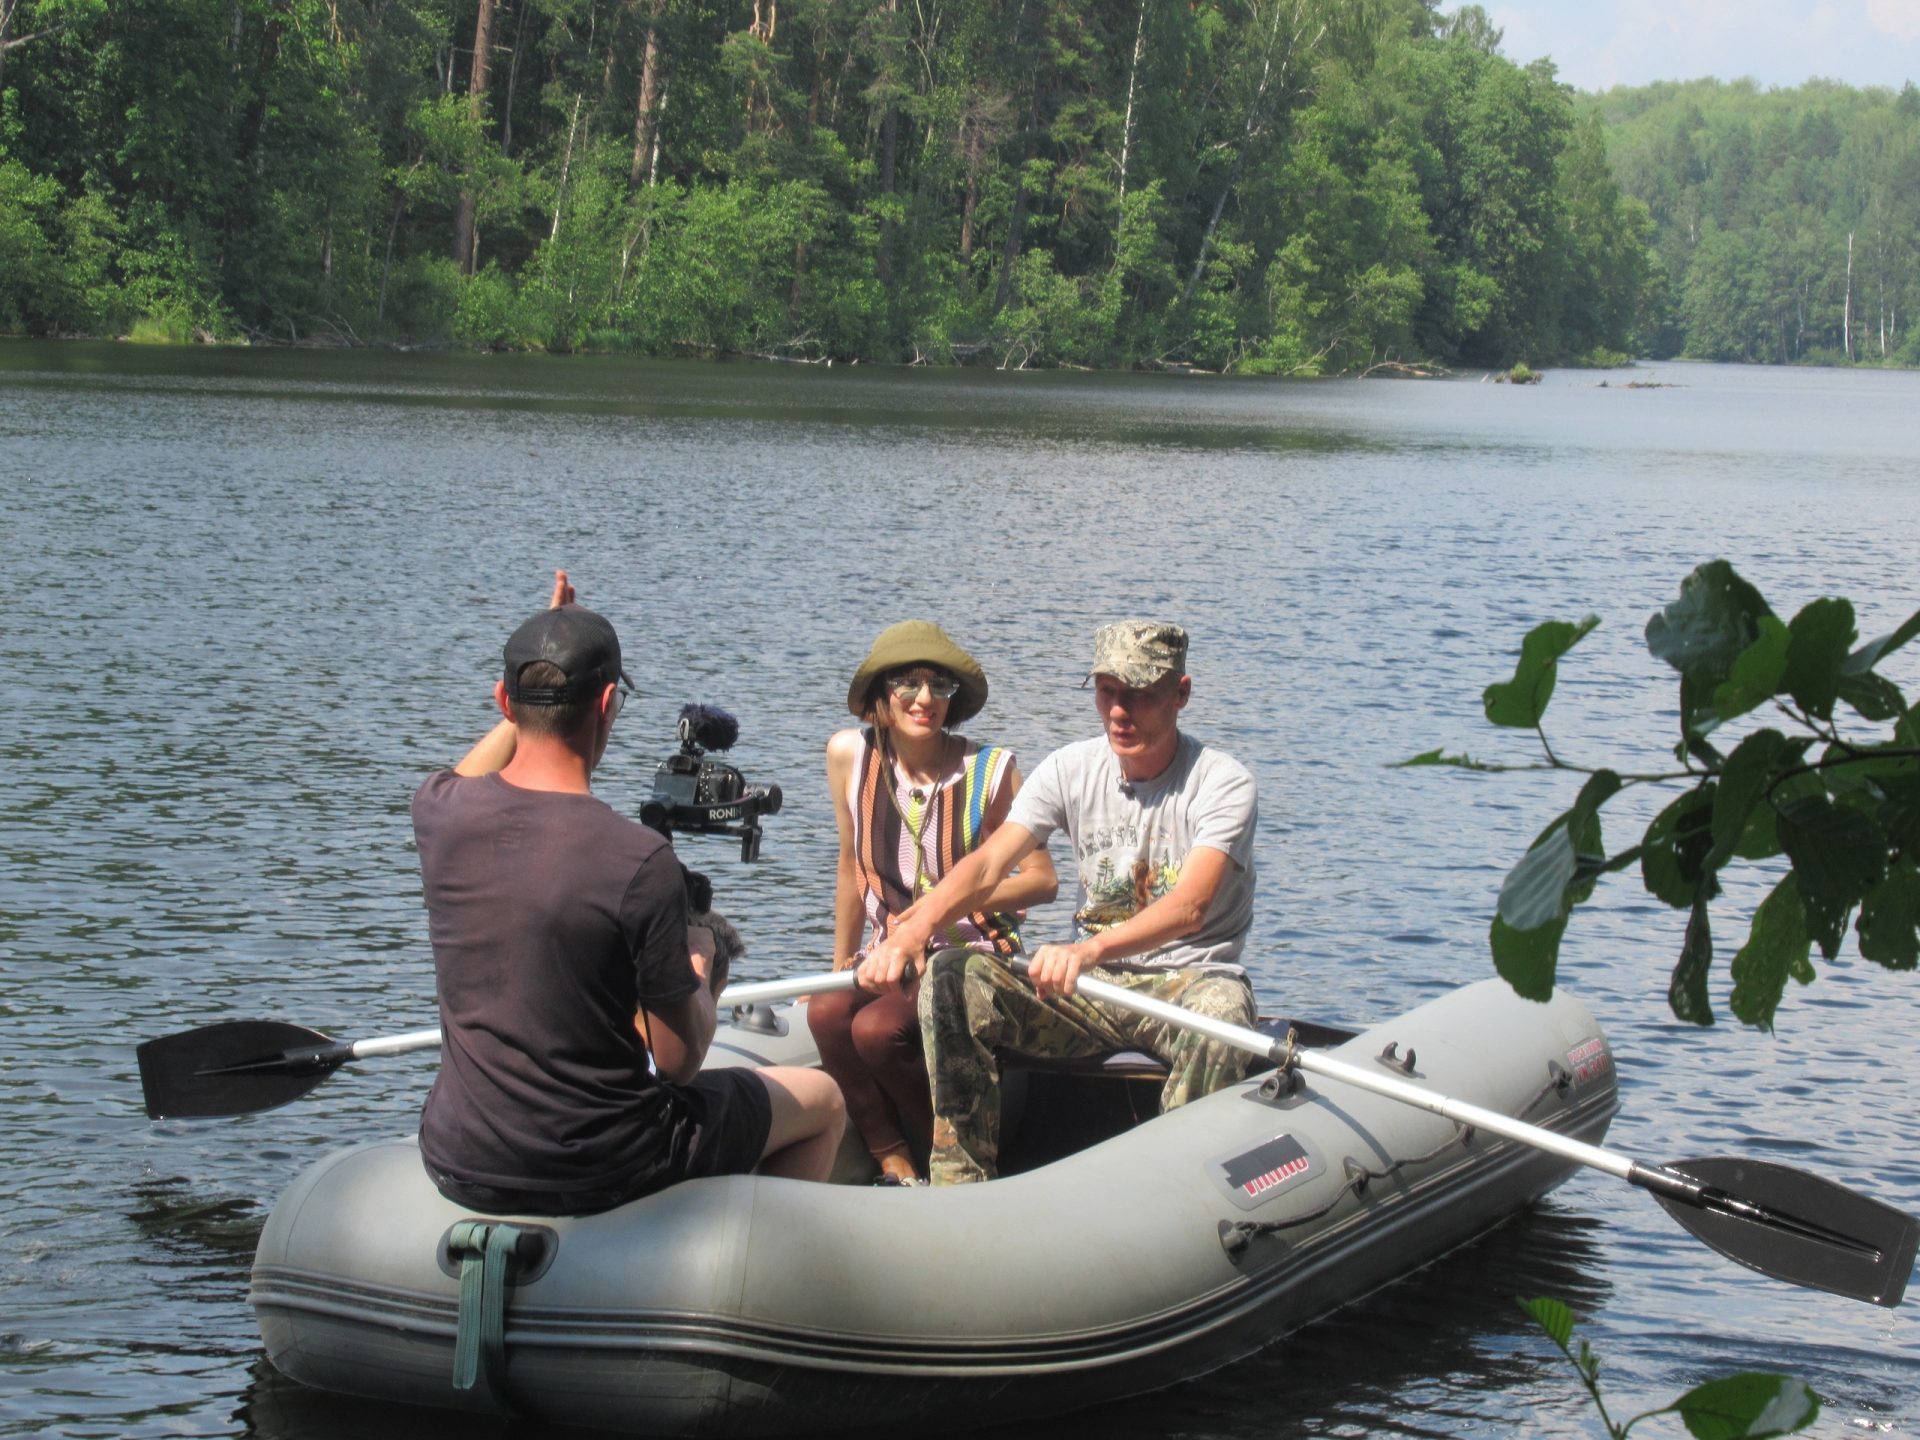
left=454, top=717, right=518, bottom=777
left=893, top=850, right=1001, bottom=950
left=1077, top=888, right=1209, bottom=966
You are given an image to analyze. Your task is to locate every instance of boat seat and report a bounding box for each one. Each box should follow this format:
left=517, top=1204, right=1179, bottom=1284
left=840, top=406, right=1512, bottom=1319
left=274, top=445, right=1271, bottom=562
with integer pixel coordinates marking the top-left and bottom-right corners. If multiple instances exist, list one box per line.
left=993, top=1020, right=1357, bottom=1176
left=1001, top=1049, right=1170, bottom=1081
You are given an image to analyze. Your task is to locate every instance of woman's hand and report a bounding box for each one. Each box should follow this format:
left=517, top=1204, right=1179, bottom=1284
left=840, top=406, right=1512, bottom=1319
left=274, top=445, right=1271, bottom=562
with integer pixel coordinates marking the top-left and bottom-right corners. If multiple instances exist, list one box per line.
left=856, top=935, right=921, bottom=994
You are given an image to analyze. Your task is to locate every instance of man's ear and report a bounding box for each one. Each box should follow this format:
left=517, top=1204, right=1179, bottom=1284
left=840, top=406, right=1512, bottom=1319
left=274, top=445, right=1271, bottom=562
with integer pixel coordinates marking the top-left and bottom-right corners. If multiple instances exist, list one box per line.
left=1173, top=674, right=1192, bottom=710
left=494, top=679, right=514, bottom=721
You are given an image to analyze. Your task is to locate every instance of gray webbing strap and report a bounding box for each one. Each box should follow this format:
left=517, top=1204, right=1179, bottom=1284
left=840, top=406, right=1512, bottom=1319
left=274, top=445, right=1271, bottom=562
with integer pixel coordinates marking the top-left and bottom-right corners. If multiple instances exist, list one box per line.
left=449, top=1219, right=522, bottom=1396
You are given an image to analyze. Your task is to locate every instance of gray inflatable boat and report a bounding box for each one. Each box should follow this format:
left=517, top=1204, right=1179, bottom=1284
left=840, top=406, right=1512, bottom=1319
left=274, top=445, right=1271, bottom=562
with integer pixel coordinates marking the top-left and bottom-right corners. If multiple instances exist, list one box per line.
left=252, top=978, right=1618, bottom=1433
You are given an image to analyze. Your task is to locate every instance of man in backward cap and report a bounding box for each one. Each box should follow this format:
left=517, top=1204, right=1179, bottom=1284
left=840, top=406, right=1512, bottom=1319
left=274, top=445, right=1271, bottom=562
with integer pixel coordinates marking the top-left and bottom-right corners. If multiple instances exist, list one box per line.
left=860, top=621, right=1259, bottom=1185
left=413, top=571, right=844, bottom=1215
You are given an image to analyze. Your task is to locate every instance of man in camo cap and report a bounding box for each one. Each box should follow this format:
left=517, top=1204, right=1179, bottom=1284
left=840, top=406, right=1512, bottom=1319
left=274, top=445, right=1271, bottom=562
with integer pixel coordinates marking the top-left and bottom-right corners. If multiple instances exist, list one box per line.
left=859, top=620, right=1260, bottom=1185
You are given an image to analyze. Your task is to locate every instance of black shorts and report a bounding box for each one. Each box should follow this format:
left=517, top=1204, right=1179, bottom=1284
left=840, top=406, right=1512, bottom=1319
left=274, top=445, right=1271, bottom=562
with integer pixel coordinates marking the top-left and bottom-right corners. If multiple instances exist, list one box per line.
left=428, top=1068, right=774, bottom=1217
left=671, top=1066, right=775, bottom=1184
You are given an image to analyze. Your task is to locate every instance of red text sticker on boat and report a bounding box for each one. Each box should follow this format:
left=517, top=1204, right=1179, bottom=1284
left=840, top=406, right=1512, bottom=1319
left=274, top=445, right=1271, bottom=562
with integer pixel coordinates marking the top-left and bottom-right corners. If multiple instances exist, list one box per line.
left=1566, top=1036, right=1611, bottom=1085
left=1210, top=1132, right=1324, bottom=1212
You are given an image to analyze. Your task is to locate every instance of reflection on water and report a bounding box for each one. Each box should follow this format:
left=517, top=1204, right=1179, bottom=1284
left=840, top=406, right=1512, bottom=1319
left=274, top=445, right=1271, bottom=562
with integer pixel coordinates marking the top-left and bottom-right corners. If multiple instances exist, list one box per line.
left=2, top=341, right=1917, bottom=1438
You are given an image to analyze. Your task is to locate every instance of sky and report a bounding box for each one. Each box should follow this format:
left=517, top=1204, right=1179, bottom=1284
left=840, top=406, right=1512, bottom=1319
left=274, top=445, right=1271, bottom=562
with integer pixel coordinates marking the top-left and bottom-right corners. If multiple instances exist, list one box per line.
left=1485, top=0, right=1920, bottom=92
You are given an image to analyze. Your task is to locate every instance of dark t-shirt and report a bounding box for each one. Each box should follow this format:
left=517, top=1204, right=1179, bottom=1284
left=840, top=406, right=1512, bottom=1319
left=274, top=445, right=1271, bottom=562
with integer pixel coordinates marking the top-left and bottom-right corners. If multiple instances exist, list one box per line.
left=413, top=770, right=699, bottom=1203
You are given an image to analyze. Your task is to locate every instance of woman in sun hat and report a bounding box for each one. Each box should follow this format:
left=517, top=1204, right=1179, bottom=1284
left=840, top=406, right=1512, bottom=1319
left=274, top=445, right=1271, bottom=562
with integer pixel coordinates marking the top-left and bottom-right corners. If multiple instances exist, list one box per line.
left=807, top=621, right=1058, bottom=1185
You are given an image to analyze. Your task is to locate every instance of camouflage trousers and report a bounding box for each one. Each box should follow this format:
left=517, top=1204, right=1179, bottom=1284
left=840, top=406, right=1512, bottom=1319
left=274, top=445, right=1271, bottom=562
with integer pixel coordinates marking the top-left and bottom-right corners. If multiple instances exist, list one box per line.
left=916, top=949, right=1257, bottom=1186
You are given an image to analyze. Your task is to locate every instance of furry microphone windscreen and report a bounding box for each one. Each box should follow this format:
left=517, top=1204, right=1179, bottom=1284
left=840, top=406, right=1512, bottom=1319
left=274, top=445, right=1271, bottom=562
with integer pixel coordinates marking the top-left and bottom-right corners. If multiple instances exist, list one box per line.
left=678, top=704, right=741, bottom=752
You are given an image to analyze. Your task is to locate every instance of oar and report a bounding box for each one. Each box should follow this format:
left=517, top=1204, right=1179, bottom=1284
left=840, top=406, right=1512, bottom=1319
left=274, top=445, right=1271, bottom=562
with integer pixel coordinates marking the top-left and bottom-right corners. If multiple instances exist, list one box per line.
left=137, top=971, right=861, bottom=1121
left=1036, top=963, right=1918, bottom=1310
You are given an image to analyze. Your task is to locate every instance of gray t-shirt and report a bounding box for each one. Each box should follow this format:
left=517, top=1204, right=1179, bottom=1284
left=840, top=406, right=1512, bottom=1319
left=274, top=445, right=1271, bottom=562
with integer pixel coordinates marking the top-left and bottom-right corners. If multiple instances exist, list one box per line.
left=1008, top=732, right=1256, bottom=975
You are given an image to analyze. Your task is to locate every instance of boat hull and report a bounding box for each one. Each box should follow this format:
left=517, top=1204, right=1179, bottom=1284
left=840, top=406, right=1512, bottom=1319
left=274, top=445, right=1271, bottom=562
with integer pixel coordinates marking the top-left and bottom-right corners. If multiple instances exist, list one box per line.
left=252, top=978, right=1618, bottom=1434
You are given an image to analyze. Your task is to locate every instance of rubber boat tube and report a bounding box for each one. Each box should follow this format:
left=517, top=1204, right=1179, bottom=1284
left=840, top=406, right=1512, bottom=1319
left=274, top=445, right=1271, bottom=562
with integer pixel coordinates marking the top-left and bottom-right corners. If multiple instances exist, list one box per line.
left=252, top=978, right=1618, bottom=1433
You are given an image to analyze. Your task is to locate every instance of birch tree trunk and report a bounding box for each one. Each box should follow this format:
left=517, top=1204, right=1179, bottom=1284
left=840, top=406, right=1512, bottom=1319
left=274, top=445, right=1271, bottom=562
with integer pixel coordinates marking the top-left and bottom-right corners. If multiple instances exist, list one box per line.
left=552, top=94, right=582, bottom=240
left=1116, top=0, right=1145, bottom=207
left=1179, top=0, right=1321, bottom=313
left=1843, top=230, right=1853, bottom=362
left=875, top=0, right=899, bottom=284
left=630, top=0, right=665, bottom=188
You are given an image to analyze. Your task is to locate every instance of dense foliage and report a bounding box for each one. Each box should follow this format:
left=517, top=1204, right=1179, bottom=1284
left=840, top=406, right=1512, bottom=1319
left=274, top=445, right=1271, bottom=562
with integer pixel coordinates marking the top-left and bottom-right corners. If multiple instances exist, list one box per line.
left=1406, top=563, right=1920, bottom=1028
left=0, top=0, right=1658, bottom=368
left=1591, top=78, right=1920, bottom=366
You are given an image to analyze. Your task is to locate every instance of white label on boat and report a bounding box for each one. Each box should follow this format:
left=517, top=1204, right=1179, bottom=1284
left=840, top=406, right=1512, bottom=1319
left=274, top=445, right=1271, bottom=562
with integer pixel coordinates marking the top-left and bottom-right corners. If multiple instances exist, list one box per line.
left=1567, top=1036, right=1611, bottom=1085
left=1210, top=1132, right=1324, bottom=1211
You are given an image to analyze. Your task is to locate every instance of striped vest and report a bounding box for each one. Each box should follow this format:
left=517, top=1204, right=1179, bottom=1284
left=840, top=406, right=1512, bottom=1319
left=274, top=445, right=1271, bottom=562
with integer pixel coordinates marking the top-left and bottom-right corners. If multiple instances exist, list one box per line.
left=848, top=730, right=1023, bottom=959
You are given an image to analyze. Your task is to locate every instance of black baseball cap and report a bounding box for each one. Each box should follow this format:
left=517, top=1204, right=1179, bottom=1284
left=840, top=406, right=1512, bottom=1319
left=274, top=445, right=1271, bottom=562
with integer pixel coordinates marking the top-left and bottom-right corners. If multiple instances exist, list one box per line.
left=502, top=605, right=634, bottom=704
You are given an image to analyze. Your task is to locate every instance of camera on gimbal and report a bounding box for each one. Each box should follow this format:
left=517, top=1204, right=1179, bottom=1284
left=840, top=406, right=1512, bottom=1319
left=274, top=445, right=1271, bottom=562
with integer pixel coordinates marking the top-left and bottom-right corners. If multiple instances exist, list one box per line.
left=640, top=704, right=783, bottom=861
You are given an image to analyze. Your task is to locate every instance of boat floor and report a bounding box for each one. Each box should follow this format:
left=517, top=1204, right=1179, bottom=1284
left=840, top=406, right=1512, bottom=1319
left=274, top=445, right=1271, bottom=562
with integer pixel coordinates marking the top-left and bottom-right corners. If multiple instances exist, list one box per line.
left=863, top=1016, right=1359, bottom=1182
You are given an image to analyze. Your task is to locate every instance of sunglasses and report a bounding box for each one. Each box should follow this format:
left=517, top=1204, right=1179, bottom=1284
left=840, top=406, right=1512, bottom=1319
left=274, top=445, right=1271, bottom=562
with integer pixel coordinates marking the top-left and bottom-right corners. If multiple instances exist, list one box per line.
left=886, top=671, right=960, bottom=701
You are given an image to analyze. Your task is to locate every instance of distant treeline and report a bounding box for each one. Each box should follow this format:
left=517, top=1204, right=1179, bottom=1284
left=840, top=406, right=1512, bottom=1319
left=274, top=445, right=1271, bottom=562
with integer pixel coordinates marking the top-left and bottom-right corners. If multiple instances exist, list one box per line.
left=1592, top=77, right=1920, bottom=367
left=1, top=0, right=1670, bottom=370
left=2, top=3, right=1910, bottom=371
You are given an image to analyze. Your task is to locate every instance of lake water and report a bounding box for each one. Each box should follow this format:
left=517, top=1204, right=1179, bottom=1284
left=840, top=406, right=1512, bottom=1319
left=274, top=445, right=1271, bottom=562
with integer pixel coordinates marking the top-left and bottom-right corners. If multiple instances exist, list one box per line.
left=1, top=342, right=1916, bottom=1438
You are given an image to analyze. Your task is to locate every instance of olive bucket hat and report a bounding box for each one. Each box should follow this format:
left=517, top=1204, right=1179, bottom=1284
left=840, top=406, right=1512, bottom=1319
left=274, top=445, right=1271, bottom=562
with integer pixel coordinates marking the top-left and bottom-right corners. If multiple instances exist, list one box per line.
left=847, top=620, right=989, bottom=726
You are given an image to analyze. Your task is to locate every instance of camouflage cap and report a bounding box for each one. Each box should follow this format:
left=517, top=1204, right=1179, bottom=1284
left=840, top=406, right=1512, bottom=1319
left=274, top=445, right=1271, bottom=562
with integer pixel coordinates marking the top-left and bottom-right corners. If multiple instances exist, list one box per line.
left=1086, top=621, right=1189, bottom=688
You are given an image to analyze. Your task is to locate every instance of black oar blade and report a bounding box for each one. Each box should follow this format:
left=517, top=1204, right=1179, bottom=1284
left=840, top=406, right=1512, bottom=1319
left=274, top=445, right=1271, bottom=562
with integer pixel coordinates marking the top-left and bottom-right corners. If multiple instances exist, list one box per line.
left=137, top=1020, right=347, bottom=1120
left=1649, top=1156, right=1919, bottom=1309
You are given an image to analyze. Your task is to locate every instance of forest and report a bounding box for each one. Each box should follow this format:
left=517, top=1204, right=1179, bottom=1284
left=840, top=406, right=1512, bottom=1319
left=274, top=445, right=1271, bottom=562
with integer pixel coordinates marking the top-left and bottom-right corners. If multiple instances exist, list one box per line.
left=0, top=0, right=1910, bottom=371
left=1593, top=77, right=1920, bottom=367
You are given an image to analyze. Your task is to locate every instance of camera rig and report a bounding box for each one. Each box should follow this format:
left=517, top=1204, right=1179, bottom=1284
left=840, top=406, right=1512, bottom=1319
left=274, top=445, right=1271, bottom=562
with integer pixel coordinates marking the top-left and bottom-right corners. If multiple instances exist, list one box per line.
left=640, top=704, right=783, bottom=862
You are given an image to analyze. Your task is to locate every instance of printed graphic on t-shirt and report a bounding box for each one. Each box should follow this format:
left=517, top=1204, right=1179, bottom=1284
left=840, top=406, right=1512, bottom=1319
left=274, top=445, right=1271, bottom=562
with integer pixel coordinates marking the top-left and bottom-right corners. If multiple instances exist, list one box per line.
left=1074, top=847, right=1182, bottom=933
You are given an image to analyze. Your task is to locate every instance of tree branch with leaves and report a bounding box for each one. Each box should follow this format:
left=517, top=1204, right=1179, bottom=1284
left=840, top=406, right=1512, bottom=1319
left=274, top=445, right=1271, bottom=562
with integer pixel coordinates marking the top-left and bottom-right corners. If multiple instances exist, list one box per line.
left=1405, top=560, right=1920, bottom=1028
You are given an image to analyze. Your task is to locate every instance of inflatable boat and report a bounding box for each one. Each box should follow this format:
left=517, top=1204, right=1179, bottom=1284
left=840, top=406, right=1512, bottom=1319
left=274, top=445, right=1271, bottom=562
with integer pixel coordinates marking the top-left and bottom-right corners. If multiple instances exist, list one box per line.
left=250, top=978, right=1619, bottom=1433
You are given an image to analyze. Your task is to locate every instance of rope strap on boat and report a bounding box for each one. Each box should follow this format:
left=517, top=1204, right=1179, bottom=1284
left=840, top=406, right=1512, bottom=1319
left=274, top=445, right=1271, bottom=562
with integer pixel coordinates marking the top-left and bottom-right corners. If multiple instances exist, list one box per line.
left=449, top=1219, right=522, bottom=1397
left=1272, top=1025, right=1299, bottom=1074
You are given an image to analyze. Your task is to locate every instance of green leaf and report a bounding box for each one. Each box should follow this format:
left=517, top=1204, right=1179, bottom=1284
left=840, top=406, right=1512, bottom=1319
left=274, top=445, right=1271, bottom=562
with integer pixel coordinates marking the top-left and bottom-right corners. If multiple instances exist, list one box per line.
left=1645, top=562, right=1775, bottom=735
left=1709, top=731, right=1804, bottom=871
left=1496, top=773, right=1619, bottom=931
left=1516, top=1295, right=1575, bottom=1349
left=1780, top=789, right=1883, bottom=960
left=1669, top=893, right=1715, bottom=1025
left=1879, top=776, right=1920, bottom=853
left=1492, top=911, right=1566, bottom=1002
left=1797, top=883, right=1854, bottom=963
left=1483, top=616, right=1600, bottom=728
left=1673, top=1372, right=1820, bottom=1439
left=1857, top=859, right=1920, bottom=971
left=1712, top=616, right=1789, bottom=721
left=1642, top=787, right=1720, bottom=908
left=1394, top=748, right=1496, bottom=771
left=1841, top=606, right=1920, bottom=676
left=1736, top=771, right=1825, bottom=862
left=1679, top=731, right=1727, bottom=770
left=1564, top=772, right=1620, bottom=905
left=1729, top=878, right=1813, bottom=1032
left=1499, top=821, right=1578, bottom=931
left=1836, top=669, right=1906, bottom=722
left=1781, top=597, right=1856, bottom=721
left=1777, top=794, right=1887, bottom=910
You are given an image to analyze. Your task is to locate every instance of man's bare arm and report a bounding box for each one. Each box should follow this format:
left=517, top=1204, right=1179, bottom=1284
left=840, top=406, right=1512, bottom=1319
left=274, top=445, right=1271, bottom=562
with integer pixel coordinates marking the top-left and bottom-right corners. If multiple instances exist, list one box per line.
left=451, top=569, right=574, bottom=777
left=856, top=822, right=1039, bottom=992
left=1026, top=846, right=1235, bottom=999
